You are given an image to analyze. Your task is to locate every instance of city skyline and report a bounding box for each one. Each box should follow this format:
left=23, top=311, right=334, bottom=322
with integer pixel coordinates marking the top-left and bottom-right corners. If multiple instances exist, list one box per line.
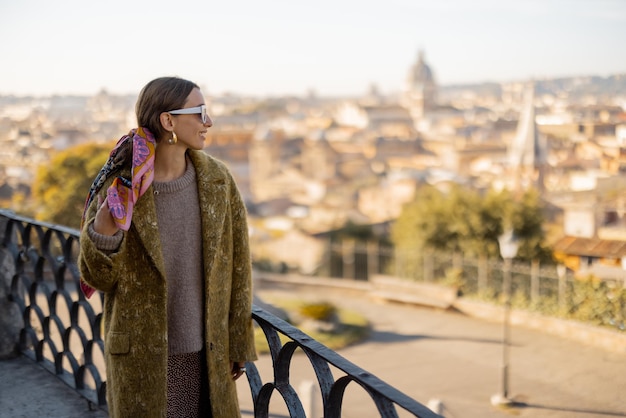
left=1, top=0, right=625, bottom=98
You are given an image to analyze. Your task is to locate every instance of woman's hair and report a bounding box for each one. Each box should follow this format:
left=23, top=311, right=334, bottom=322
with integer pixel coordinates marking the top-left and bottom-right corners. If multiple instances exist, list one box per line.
left=135, top=77, right=199, bottom=140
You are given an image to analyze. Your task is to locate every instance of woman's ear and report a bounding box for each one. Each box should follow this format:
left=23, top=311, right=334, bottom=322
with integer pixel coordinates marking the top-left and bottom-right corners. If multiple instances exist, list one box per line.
left=159, top=112, right=174, bottom=132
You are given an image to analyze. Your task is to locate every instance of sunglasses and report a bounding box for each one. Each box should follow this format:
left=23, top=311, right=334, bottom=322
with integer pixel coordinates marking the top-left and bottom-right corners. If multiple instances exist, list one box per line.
left=168, top=105, right=211, bottom=124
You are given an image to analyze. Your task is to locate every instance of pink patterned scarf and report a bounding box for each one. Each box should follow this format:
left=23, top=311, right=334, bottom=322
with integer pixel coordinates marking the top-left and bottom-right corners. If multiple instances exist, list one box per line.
left=80, top=127, right=156, bottom=298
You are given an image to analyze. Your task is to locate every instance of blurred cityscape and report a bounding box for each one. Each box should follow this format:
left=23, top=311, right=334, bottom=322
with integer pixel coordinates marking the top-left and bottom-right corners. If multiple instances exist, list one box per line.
left=2, top=49, right=626, bottom=278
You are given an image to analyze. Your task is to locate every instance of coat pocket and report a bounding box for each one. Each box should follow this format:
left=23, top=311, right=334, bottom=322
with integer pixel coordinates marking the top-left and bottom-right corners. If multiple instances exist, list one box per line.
left=108, top=332, right=130, bottom=355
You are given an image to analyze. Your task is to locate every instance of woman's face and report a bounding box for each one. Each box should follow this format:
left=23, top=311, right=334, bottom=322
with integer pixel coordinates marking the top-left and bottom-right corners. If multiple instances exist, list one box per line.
left=170, top=88, right=213, bottom=150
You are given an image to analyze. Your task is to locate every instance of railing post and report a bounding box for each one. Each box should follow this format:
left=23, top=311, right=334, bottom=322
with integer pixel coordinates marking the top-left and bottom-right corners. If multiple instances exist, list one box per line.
left=557, top=264, right=567, bottom=314
left=478, top=255, right=487, bottom=294
left=394, top=248, right=402, bottom=278
left=299, top=380, right=320, bottom=418
left=530, top=260, right=540, bottom=306
left=452, top=252, right=462, bottom=271
left=423, top=249, right=433, bottom=282
left=326, top=237, right=333, bottom=277
left=342, top=240, right=355, bottom=280
left=367, top=241, right=379, bottom=280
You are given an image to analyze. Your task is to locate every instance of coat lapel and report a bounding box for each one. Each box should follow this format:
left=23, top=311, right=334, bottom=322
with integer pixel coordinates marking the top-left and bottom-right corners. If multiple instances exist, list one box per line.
left=189, top=151, right=228, bottom=276
left=132, top=186, right=167, bottom=279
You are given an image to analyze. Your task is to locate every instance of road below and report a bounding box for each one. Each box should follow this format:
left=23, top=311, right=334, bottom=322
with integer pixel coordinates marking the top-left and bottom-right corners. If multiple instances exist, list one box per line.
left=238, top=282, right=626, bottom=418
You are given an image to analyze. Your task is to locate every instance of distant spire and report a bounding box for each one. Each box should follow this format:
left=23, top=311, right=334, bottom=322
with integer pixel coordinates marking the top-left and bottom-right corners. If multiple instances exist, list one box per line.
left=508, top=82, right=547, bottom=191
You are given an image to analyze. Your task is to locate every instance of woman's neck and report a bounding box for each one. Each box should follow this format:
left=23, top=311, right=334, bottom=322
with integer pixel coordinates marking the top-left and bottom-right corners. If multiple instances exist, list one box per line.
left=154, top=144, right=188, bottom=182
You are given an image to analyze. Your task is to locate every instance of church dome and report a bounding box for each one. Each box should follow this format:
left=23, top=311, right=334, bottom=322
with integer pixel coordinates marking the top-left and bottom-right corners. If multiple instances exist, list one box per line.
left=402, top=49, right=438, bottom=118
left=407, top=50, right=435, bottom=89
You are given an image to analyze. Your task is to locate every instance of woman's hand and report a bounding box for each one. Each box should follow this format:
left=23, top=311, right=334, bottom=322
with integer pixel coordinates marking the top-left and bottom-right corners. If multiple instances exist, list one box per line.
left=231, top=361, right=247, bottom=381
left=93, top=195, right=119, bottom=236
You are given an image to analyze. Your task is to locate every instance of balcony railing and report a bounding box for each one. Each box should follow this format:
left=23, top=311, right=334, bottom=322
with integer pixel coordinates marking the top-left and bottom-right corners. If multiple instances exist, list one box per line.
left=0, top=209, right=440, bottom=418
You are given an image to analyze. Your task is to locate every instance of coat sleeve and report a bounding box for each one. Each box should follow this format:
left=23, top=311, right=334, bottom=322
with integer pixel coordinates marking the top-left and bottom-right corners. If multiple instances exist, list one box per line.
left=227, top=173, right=258, bottom=362
left=78, top=192, right=126, bottom=293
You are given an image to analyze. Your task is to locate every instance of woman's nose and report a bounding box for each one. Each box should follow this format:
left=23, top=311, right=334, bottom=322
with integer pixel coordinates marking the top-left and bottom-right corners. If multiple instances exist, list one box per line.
left=204, top=115, right=213, bottom=128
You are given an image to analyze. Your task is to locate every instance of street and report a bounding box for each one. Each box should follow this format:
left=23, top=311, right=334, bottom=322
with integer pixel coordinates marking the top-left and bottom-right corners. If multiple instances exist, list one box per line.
left=239, top=284, right=626, bottom=418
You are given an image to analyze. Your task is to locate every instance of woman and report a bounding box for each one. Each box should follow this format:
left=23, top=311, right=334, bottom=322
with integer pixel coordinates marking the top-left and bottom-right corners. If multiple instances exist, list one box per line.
left=78, top=76, right=257, bottom=417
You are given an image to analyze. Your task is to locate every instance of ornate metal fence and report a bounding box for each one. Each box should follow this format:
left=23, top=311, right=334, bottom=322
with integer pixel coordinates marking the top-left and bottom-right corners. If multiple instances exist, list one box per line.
left=320, top=241, right=625, bottom=331
left=1, top=209, right=107, bottom=406
left=247, top=305, right=438, bottom=417
left=0, top=209, right=440, bottom=418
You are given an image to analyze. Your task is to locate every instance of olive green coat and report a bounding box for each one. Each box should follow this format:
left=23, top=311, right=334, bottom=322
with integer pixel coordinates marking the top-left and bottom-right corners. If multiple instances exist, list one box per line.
left=79, top=150, right=257, bottom=417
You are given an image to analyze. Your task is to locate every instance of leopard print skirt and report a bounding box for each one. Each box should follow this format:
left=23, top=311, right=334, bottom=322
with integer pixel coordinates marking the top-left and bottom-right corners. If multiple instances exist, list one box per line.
left=167, top=350, right=212, bottom=417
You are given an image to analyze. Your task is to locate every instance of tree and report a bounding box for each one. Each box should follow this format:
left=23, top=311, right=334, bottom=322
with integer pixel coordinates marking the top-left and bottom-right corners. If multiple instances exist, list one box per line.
left=463, top=187, right=510, bottom=258
left=510, top=188, right=553, bottom=263
left=391, top=185, right=448, bottom=253
left=391, top=184, right=552, bottom=263
left=31, top=142, right=113, bottom=229
left=329, top=221, right=372, bottom=241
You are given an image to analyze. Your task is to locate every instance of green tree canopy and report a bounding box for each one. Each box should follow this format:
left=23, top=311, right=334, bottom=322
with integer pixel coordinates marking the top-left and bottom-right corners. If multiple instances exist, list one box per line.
left=31, top=141, right=113, bottom=229
left=510, top=188, right=553, bottom=262
left=391, top=184, right=552, bottom=262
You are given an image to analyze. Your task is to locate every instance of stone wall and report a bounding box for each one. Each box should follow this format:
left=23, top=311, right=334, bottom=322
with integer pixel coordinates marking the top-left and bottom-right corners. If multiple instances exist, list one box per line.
left=0, top=216, right=23, bottom=359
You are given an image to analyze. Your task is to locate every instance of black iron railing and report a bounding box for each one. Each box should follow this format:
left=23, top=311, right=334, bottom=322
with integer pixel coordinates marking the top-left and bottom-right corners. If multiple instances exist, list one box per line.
left=0, top=209, right=440, bottom=418
left=247, top=305, right=438, bottom=417
left=1, top=210, right=108, bottom=407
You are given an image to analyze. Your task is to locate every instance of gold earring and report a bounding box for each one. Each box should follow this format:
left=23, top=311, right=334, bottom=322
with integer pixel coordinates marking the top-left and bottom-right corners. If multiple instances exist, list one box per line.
left=168, top=131, right=178, bottom=145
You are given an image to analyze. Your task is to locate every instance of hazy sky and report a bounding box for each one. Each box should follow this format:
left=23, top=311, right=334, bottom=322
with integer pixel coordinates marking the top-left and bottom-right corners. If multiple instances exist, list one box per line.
left=1, top=0, right=624, bottom=97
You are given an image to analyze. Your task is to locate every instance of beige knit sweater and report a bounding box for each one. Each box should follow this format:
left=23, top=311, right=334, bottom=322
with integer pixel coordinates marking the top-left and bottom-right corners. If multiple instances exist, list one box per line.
left=153, top=160, right=203, bottom=355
